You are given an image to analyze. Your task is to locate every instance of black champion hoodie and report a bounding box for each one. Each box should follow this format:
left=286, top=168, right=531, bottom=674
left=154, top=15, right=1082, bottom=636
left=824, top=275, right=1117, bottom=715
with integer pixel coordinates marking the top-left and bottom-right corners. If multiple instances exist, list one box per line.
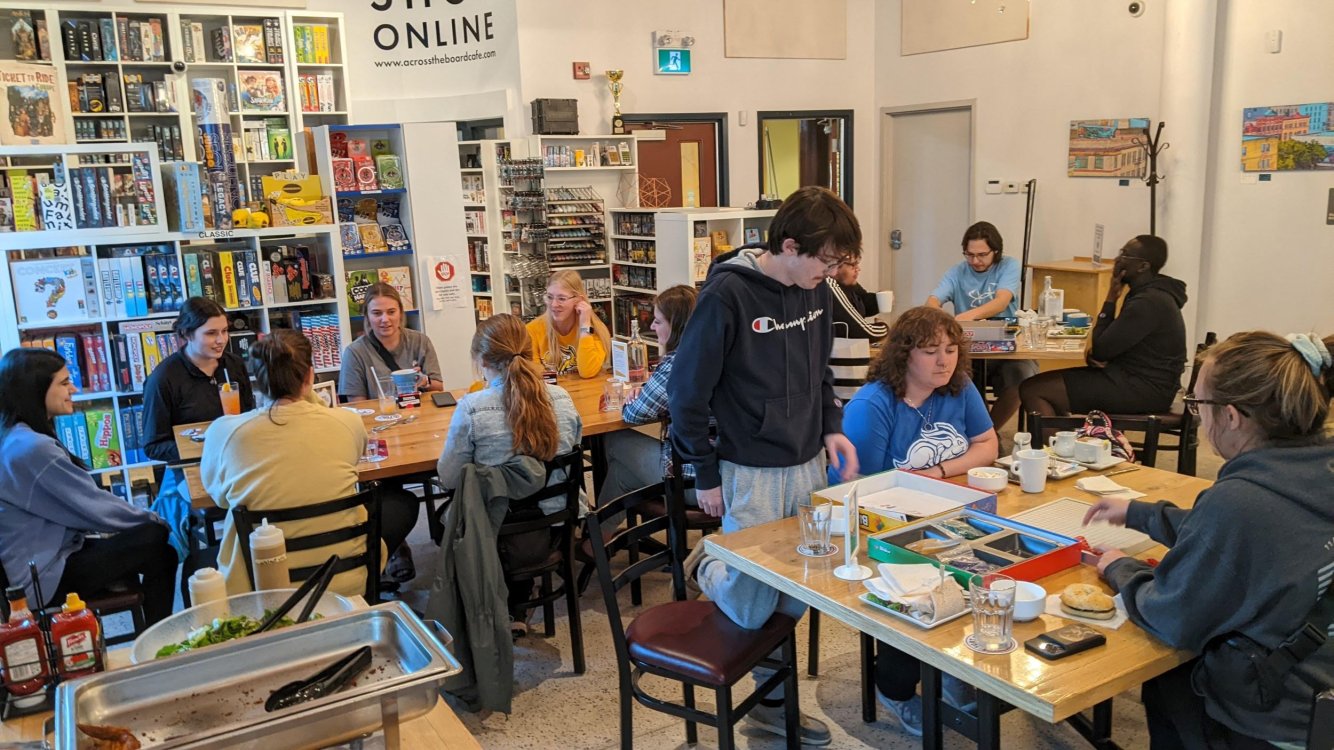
left=1090, top=273, right=1188, bottom=391
left=668, top=249, right=842, bottom=491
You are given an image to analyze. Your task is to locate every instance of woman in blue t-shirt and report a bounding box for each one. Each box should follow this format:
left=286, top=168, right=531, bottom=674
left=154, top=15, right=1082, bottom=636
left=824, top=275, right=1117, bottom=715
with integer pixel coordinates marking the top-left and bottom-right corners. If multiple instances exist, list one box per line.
left=841, top=305, right=999, bottom=736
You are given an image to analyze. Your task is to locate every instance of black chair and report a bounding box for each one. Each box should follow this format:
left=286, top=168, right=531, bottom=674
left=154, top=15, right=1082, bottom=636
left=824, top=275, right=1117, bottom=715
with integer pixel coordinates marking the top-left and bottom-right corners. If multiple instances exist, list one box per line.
left=231, top=486, right=382, bottom=602
left=0, top=561, right=147, bottom=647
left=500, top=449, right=586, bottom=674
left=1026, top=333, right=1214, bottom=474
left=586, top=482, right=802, bottom=750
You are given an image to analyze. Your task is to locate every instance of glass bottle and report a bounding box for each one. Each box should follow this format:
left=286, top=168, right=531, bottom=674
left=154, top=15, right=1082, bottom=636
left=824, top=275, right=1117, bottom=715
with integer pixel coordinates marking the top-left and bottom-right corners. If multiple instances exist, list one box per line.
left=627, top=319, right=648, bottom=384
left=1040, top=275, right=1061, bottom=320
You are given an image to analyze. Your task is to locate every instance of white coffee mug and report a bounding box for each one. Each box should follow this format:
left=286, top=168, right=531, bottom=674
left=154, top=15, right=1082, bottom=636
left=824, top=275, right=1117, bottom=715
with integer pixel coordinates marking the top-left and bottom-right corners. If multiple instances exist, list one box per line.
left=1052, top=431, right=1078, bottom=457
left=1074, top=437, right=1113, bottom=464
left=875, top=290, right=894, bottom=314
left=1010, top=449, right=1050, bottom=493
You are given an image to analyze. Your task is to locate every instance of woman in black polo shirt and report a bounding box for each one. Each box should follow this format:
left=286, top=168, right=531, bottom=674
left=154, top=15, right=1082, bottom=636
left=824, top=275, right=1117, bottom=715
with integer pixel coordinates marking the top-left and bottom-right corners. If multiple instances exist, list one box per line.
left=142, top=297, right=255, bottom=560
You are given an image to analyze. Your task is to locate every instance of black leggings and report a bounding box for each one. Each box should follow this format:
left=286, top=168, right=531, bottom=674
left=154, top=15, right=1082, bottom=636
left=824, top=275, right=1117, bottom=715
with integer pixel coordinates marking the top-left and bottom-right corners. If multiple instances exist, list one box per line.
left=53, top=522, right=177, bottom=626
left=375, top=484, right=421, bottom=553
left=874, top=642, right=921, bottom=701
left=1141, top=661, right=1277, bottom=750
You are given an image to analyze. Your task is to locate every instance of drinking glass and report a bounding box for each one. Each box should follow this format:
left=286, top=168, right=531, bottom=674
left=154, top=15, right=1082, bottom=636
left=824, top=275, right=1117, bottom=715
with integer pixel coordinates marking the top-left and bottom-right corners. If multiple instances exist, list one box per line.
left=375, top=373, right=398, bottom=417
left=797, top=496, right=835, bottom=557
left=218, top=386, right=241, bottom=416
left=969, top=573, right=1017, bottom=652
left=1022, top=320, right=1040, bottom=349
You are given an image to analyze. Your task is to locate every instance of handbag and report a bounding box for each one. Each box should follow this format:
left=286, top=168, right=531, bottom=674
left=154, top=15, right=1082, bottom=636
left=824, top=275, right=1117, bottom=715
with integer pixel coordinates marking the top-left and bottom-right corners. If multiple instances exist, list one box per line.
left=830, top=322, right=871, bottom=402
left=1075, top=410, right=1136, bottom=462
left=1196, top=585, right=1334, bottom=713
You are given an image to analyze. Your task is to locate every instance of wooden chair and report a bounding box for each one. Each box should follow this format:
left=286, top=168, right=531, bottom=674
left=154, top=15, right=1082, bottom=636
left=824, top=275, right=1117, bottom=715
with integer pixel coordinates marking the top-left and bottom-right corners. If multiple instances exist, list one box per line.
left=586, top=482, right=801, bottom=750
left=0, top=561, right=147, bottom=647
left=230, top=486, right=382, bottom=602
left=500, top=449, right=586, bottom=674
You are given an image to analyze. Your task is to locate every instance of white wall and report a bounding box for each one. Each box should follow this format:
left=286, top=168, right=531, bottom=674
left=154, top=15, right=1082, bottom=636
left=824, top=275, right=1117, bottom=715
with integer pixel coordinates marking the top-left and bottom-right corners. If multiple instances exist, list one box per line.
left=874, top=1, right=1167, bottom=292
left=513, top=0, right=879, bottom=263
left=1198, top=0, right=1334, bottom=337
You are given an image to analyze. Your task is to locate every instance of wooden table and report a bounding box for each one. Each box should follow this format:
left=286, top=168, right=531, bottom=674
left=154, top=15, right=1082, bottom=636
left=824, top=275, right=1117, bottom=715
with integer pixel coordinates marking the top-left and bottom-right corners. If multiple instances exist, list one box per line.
left=176, top=375, right=628, bottom=508
left=703, top=466, right=1210, bottom=749
left=971, top=336, right=1088, bottom=362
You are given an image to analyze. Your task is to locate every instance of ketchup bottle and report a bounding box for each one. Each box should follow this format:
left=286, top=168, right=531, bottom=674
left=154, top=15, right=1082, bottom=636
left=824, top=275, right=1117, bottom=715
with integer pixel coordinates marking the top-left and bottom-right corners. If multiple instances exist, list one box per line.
left=51, top=593, right=102, bottom=679
left=0, top=586, right=51, bottom=703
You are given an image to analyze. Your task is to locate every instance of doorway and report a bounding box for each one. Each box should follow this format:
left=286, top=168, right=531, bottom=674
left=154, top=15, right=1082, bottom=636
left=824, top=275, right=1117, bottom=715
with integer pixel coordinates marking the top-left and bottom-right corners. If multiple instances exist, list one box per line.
left=622, top=114, right=728, bottom=207
left=881, top=104, right=973, bottom=314
left=758, top=109, right=853, bottom=206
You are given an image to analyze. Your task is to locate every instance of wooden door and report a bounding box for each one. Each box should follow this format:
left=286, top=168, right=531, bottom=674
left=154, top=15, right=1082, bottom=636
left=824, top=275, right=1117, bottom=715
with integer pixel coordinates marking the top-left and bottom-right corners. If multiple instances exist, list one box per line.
left=624, top=122, right=720, bottom=207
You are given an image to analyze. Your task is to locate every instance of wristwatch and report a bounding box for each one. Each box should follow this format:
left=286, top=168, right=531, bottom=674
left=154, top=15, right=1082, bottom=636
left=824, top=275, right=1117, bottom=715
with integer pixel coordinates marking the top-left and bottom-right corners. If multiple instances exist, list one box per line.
left=579, top=325, right=593, bottom=334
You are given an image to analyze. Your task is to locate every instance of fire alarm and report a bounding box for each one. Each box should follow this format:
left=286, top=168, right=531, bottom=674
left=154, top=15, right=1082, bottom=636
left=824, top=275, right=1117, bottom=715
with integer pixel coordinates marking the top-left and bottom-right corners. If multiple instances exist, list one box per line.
left=572, top=62, right=591, bottom=80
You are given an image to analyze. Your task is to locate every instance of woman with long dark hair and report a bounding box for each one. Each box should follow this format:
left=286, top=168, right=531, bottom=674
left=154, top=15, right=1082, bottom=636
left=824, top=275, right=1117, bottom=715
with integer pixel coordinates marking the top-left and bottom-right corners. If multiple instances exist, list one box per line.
left=0, top=348, right=175, bottom=624
left=142, top=296, right=255, bottom=557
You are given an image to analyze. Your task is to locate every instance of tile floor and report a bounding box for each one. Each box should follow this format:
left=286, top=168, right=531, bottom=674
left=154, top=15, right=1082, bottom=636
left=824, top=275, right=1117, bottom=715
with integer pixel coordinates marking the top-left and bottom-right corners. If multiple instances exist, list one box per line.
left=396, top=436, right=1222, bottom=749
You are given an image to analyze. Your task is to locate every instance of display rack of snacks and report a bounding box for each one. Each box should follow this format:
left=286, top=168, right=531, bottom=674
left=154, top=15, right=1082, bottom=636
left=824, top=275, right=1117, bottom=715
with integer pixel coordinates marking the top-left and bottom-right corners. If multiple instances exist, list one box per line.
left=0, top=142, right=344, bottom=497
left=309, top=123, right=421, bottom=337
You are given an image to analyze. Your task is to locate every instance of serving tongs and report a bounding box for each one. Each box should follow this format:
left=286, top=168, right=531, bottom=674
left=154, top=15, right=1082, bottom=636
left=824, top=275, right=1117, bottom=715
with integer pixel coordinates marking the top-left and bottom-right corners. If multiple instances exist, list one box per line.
left=251, top=554, right=340, bottom=636
left=264, top=645, right=372, bottom=713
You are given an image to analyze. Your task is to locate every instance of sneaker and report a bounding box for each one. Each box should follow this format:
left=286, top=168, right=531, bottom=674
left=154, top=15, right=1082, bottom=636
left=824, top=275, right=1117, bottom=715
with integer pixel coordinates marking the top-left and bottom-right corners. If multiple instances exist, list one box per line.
left=942, top=674, right=977, bottom=712
left=745, top=703, right=832, bottom=746
left=510, top=618, right=528, bottom=640
left=385, top=543, right=416, bottom=583
left=876, top=692, right=923, bottom=737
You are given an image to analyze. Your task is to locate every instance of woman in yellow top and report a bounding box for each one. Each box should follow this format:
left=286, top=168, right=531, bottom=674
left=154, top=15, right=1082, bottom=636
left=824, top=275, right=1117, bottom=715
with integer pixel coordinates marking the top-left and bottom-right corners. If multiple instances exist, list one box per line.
left=526, top=270, right=611, bottom=379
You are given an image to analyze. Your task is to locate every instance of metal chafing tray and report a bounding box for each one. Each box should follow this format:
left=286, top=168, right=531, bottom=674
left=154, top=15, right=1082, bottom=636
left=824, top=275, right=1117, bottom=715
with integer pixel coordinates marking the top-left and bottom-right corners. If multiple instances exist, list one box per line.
left=54, top=601, right=461, bottom=749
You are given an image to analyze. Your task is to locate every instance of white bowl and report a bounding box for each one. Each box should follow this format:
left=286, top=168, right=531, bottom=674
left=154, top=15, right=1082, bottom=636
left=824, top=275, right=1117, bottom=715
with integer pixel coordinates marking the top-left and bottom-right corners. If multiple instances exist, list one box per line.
left=829, top=505, right=848, bottom=534
left=1014, top=581, right=1047, bottom=621
left=967, top=467, right=1009, bottom=492
left=131, top=589, right=356, bottom=664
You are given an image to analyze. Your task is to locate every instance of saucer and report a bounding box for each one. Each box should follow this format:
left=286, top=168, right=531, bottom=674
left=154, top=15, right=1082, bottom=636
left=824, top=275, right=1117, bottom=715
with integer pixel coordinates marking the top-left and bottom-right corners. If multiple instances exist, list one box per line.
left=797, top=543, right=839, bottom=558
left=964, top=634, right=1017, bottom=655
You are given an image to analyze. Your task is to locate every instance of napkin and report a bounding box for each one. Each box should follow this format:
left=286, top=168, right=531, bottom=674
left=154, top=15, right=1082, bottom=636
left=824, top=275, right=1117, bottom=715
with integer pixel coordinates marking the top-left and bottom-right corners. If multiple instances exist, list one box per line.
left=864, top=563, right=967, bottom=624
left=1043, top=593, right=1130, bottom=629
left=1075, top=475, right=1146, bottom=501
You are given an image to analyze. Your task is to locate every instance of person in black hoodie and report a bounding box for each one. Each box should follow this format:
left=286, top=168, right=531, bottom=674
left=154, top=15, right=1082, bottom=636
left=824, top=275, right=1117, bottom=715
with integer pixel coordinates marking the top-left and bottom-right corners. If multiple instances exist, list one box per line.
left=1085, top=330, right=1334, bottom=747
left=826, top=255, right=888, bottom=341
left=1020, top=235, right=1187, bottom=416
left=670, top=186, right=861, bottom=746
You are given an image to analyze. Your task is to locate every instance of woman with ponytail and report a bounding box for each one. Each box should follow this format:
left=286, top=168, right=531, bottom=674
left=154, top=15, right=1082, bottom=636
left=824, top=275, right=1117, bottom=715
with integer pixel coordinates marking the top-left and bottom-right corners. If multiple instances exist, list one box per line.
left=201, top=329, right=416, bottom=596
left=1087, top=331, right=1334, bottom=747
left=437, top=314, right=581, bottom=631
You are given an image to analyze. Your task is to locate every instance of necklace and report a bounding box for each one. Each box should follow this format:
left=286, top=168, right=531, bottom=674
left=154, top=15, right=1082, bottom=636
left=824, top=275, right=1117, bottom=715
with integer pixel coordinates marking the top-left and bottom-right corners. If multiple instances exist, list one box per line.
left=903, top=393, right=935, bottom=425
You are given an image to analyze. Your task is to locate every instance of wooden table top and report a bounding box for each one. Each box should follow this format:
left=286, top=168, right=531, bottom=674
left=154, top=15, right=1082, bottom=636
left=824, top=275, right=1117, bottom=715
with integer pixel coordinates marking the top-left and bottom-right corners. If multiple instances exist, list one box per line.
left=175, top=374, right=627, bottom=506
left=972, top=336, right=1088, bottom=362
left=703, top=465, right=1211, bottom=724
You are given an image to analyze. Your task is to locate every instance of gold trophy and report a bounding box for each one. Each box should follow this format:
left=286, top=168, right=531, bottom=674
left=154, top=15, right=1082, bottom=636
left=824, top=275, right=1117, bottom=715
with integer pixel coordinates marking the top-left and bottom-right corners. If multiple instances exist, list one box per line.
left=606, top=69, right=625, bottom=134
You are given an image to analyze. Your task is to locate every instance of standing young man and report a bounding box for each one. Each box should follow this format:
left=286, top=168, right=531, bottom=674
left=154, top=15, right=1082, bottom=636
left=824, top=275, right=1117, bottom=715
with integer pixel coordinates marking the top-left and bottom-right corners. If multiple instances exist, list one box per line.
left=925, top=220, right=1036, bottom=430
left=669, top=186, right=861, bottom=745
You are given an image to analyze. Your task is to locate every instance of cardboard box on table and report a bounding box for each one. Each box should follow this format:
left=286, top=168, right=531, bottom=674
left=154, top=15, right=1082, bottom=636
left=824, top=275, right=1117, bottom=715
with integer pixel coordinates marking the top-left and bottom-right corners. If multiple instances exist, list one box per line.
left=816, top=469, right=997, bottom=534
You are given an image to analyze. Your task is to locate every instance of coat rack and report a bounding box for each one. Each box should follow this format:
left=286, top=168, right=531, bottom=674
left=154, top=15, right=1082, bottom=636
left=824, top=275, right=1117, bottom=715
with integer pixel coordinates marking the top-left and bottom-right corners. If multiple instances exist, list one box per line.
left=1134, top=122, right=1169, bottom=235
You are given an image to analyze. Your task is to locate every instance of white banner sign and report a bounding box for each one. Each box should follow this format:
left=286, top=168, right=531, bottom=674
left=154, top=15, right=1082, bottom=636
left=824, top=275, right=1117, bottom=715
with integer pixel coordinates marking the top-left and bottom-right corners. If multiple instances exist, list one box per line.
left=313, top=0, right=520, bottom=114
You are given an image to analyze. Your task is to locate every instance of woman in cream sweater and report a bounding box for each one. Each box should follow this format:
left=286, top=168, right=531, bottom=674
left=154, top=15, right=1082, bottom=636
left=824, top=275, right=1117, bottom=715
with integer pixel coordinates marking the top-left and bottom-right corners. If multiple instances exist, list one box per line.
left=201, top=329, right=414, bottom=596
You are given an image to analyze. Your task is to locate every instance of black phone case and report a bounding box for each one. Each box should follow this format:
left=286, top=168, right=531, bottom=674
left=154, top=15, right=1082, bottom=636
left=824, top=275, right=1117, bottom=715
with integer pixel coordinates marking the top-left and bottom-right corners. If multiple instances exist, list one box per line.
left=432, top=392, right=457, bottom=408
left=1024, top=624, right=1107, bottom=660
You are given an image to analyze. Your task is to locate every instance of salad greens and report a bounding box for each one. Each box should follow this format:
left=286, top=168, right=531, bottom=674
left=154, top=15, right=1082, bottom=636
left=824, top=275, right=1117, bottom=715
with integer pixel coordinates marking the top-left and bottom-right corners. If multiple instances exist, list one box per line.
left=154, top=609, right=314, bottom=658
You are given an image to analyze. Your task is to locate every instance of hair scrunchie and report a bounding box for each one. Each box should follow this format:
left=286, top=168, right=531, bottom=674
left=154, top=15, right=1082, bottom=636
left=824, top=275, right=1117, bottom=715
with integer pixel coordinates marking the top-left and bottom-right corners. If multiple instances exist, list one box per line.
left=1286, top=333, right=1332, bottom=377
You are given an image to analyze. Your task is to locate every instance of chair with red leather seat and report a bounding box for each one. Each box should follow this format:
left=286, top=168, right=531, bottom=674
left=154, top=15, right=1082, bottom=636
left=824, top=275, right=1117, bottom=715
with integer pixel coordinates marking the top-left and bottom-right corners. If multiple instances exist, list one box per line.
left=586, top=482, right=801, bottom=750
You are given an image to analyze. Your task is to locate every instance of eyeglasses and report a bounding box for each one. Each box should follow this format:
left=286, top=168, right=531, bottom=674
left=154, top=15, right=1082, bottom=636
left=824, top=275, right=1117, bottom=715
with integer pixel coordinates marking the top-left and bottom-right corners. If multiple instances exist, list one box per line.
left=962, top=249, right=995, bottom=260
left=544, top=294, right=576, bottom=304
left=816, top=254, right=852, bottom=271
left=1183, top=394, right=1249, bottom=417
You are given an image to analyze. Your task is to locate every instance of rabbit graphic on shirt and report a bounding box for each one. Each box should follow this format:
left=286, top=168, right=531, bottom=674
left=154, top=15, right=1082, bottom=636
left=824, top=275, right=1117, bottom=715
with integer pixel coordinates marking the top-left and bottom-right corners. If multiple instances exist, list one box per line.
left=895, top=423, right=969, bottom=471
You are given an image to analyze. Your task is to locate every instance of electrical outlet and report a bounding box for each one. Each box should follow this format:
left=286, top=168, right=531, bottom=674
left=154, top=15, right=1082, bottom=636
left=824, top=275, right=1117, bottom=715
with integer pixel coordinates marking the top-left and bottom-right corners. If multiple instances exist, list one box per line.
left=985, top=180, right=1002, bottom=195
left=1003, top=181, right=1020, bottom=194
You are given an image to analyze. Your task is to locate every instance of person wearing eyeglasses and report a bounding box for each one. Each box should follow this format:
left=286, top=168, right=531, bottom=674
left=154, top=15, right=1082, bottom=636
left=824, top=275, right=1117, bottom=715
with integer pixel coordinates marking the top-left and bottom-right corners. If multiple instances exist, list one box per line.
left=1020, top=235, right=1187, bottom=417
left=1084, top=330, right=1334, bottom=748
left=826, top=256, right=888, bottom=341
left=526, top=270, right=612, bottom=379
left=925, top=221, right=1035, bottom=430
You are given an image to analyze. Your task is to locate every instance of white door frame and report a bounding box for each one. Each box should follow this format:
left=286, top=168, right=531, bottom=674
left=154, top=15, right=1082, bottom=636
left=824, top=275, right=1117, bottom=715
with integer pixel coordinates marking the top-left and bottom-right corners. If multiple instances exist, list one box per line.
left=877, top=100, right=977, bottom=295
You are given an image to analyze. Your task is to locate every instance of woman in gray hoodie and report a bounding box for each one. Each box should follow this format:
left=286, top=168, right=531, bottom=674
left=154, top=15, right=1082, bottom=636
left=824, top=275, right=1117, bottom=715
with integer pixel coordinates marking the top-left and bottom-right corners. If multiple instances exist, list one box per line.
left=1088, top=330, right=1334, bottom=748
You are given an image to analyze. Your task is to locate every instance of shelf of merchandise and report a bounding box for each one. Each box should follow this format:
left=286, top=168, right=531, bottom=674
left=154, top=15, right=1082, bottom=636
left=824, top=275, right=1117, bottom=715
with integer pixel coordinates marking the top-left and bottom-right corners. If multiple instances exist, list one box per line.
left=0, top=3, right=350, bottom=201
left=0, top=142, right=344, bottom=496
left=607, top=207, right=778, bottom=348
left=458, top=138, right=515, bottom=323
left=309, top=123, right=423, bottom=340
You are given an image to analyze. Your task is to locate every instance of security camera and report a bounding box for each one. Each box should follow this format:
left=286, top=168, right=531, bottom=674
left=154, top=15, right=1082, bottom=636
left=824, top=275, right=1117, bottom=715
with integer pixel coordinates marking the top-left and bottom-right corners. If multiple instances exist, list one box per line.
left=1128, top=1, right=1145, bottom=17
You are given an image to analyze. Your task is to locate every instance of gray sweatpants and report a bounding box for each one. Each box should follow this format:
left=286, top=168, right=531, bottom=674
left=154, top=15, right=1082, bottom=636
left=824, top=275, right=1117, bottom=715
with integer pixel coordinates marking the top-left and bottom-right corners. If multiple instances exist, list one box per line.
left=698, top=455, right=827, bottom=696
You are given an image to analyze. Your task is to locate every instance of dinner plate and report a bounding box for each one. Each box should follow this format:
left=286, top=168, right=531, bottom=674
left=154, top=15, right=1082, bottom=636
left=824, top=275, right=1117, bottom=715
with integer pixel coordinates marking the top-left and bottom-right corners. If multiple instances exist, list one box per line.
left=858, top=592, right=970, bottom=630
left=1069, top=454, right=1125, bottom=471
left=1047, top=329, right=1090, bottom=339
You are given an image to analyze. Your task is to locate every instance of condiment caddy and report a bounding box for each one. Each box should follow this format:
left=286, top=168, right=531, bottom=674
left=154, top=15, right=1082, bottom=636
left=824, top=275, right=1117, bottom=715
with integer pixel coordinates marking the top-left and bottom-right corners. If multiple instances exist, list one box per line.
left=0, top=562, right=107, bottom=720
